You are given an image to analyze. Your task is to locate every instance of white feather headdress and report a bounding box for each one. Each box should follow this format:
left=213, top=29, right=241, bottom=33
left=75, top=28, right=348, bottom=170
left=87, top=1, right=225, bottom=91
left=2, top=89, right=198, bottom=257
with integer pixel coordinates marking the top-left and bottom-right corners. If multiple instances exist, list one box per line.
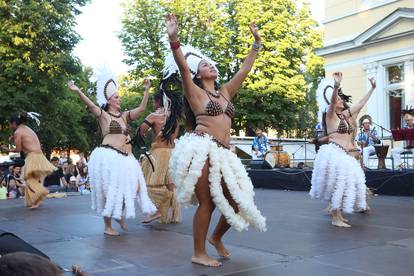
left=163, top=45, right=219, bottom=79
left=96, top=66, right=118, bottom=107
left=26, top=112, right=41, bottom=126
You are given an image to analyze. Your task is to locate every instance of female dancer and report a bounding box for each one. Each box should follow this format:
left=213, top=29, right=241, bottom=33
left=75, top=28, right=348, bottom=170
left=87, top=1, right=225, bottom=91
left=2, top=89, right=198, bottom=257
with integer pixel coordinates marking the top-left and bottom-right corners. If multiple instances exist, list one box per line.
left=139, top=83, right=182, bottom=224
left=165, top=14, right=266, bottom=267
left=310, top=72, right=376, bottom=227
left=67, top=77, right=156, bottom=236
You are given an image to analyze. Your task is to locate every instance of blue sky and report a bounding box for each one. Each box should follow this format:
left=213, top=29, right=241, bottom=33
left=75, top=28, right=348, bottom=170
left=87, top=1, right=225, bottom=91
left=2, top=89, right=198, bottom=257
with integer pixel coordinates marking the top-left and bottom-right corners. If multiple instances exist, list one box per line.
left=74, top=0, right=324, bottom=76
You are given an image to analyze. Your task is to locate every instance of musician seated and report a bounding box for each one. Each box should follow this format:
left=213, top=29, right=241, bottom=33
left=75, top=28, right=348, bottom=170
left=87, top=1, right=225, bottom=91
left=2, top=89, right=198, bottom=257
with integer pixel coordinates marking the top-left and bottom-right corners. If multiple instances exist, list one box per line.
left=357, top=116, right=379, bottom=167
left=391, top=111, right=414, bottom=169
left=252, top=128, right=269, bottom=160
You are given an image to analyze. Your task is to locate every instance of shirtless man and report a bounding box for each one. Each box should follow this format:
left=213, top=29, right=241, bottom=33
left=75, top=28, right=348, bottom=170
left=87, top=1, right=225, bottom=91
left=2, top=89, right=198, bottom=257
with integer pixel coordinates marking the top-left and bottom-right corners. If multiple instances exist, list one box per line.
left=1, top=112, right=55, bottom=208
left=139, top=89, right=181, bottom=224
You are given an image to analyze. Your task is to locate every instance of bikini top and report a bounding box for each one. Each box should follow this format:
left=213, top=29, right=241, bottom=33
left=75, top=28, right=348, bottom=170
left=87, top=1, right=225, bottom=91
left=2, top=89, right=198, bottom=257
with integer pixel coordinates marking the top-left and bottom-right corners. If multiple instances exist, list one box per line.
left=336, top=110, right=354, bottom=134
left=196, top=90, right=235, bottom=119
left=103, top=111, right=131, bottom=137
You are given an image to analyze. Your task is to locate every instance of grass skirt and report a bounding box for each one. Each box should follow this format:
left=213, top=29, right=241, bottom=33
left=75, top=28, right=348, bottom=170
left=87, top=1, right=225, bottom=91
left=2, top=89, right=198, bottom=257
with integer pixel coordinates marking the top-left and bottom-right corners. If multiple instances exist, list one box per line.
left=310, top=143, right=367, bottom=213
left=22, top=152, right=54, bottom=207
left=169, top=133, right=267, bottom=232
left=141, top=147, right=180, bottom=223
left=89, top=147, right=156, bottom=219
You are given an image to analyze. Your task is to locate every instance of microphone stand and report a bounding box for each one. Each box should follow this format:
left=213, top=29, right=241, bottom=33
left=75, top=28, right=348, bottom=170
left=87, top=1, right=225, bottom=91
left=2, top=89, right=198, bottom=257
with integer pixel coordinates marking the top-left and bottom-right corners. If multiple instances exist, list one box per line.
left=292, top=143, right=304, bottom=167
left=371, top=121, right=392, bottom=146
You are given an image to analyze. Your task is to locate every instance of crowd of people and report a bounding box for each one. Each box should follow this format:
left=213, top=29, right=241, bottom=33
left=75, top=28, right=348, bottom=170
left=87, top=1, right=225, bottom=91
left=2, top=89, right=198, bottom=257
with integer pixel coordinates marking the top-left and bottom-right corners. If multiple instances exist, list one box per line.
left=0, top=153, right=90, bottom=201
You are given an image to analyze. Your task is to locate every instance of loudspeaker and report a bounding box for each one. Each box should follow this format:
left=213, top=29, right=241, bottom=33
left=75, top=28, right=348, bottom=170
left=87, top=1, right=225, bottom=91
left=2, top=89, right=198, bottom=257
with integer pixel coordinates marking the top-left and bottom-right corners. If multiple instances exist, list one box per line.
left=0, top=230, right=49, bottom=259
left=250, top=160, right=273, bottom=169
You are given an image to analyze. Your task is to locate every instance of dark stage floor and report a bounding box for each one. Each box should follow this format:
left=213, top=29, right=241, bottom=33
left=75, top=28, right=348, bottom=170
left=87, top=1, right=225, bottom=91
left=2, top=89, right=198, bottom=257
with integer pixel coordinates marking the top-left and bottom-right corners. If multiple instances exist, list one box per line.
left=1, top=190, right=414, bottom=275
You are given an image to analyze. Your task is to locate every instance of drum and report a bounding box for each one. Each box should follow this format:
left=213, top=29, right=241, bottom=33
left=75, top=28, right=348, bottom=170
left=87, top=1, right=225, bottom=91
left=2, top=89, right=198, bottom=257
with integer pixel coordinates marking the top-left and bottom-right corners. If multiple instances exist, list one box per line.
left=265, top=151, right=290, bottom=168
left=374, top=145, right=389, bottom=169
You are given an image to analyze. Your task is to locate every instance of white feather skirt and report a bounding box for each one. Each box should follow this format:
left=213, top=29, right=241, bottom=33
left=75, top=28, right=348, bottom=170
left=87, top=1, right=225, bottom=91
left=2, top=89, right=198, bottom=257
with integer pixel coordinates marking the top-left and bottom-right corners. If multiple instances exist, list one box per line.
left=309, top=143, right=367, bottom=213
left=169, top=133, right=267, bottom=232
left=88, top=147, right=157, bottom=220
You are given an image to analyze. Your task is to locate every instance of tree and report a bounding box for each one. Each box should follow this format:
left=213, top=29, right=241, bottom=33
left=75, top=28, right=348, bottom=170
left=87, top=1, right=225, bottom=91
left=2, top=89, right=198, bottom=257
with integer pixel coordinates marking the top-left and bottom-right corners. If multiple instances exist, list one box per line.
left=0, top=0, right=97, bottom=156
left=119, top=0, right=324, bottom=137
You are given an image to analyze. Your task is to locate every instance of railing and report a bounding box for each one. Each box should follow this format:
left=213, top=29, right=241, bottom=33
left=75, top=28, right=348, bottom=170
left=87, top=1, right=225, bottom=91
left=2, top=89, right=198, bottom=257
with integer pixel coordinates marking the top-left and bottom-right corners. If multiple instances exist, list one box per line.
left=231, top=135, right=410, bottom=170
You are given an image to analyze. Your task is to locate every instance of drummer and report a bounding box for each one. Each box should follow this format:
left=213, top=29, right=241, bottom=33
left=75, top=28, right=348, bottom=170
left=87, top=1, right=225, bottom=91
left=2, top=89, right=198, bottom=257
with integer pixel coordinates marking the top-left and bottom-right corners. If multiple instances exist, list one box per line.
left=357, top=115, right=379, bottom=167
left=391, top=108, right=414, bottom=169
left=252, top=128, right=270, bottom=160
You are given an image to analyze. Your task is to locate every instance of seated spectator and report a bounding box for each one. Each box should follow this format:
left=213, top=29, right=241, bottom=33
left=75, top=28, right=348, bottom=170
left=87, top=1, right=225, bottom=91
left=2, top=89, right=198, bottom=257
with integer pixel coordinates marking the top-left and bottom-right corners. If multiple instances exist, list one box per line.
left=62, top=162, right=73, bottom=188
left=44, top=157, right=67, bottom=189
left=76, top=166, right=89, bottom=192
left=68, top=176, right=77, bottom=191
left=0, top=181, right=7, bottom=200
left=7, top=166, right=25, bottom=198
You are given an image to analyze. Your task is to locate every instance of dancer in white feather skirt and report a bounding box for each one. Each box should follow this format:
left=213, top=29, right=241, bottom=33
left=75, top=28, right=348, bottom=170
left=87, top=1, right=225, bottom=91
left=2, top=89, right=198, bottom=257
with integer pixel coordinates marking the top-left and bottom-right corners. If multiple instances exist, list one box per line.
left=165, top=13, right=266, bottom=267
left=310, top=72, right=376, bottom=227
left=67, top=78, right=156, bottom=236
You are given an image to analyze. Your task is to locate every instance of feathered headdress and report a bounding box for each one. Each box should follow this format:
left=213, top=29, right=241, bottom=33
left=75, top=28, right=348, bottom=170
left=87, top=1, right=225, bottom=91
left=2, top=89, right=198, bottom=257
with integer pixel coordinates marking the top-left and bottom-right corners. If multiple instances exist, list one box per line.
left=402, top=105, right=414, bottom=117
left=27, top=112, right=40, bottom=126
left=96, top=66, right=118, bottom=107
left=316, top=78, right=352, bottom=123
left=163, top=45, right=219, bottom=79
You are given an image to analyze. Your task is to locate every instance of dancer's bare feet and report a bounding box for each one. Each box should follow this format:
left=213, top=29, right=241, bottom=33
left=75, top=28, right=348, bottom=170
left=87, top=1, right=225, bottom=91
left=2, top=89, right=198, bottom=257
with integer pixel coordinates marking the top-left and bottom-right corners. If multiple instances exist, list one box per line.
left=323, top=205, right=332, bottom=215
left=332, top=219, right=351, bottom=228
left=338, top=213, right=349, bottom=223
left=208, top=237, right=231, bottom=258
left=191, top=254, right=222, bottom=267
left=104, top=228, right=120, bottom=236
left=29, top=202, right=41, bottom=209
left=141, top=212, right=161, bottom=224
left=115, top=218, right=128, bottom=232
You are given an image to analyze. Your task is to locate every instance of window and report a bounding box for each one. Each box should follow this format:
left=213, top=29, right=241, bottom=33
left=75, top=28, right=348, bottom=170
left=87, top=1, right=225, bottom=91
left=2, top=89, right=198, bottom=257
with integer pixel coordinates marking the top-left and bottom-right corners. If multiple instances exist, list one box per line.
left=386, top=63, right=405, bottom=129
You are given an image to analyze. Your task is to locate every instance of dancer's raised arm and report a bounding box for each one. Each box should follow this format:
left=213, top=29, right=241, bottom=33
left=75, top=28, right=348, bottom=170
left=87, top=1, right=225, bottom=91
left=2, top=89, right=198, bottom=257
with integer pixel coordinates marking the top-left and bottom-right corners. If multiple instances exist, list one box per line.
left=68, top=81, right=101, bottom=117
left=127, top=79, right=151, bottom=121
left=222, top=22, right=262, bottom=99
left=349, top=78, right=376, bottom=117
left=326, top=72, right=342, bottom=119
left=165, top=13, right=198, bottom=99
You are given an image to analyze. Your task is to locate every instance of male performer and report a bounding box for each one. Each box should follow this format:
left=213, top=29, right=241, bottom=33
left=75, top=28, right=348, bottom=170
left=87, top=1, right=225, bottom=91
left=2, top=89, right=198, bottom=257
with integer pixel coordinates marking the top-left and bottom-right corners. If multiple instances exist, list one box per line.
left=357, top=115, right=379, bottom=167
left=391, top=108, right=414, bottom=169
left=1, top=112, right=54, bottom=208
left=252, top=128, right=269, bottom=160
left=139, top=88, right=181, bottom=224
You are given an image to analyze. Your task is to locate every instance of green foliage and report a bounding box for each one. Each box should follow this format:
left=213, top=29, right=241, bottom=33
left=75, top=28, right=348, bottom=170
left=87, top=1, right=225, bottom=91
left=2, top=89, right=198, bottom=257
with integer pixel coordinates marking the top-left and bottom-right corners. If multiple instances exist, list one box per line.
left=0, top=0, right=94, bottom=155
left=119, top=0, right=324, bottom=137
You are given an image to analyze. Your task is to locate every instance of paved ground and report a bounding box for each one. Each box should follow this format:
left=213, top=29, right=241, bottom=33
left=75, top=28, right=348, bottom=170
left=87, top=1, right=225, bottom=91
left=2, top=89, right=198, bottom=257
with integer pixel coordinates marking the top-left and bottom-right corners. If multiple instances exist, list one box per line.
left=1, top=190, right=414, bottom=275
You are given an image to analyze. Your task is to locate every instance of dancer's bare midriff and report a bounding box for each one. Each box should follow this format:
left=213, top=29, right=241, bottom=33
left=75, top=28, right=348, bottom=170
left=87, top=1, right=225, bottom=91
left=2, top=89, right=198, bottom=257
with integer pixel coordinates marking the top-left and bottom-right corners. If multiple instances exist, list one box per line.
left=195, top=116, right=232, bottom=148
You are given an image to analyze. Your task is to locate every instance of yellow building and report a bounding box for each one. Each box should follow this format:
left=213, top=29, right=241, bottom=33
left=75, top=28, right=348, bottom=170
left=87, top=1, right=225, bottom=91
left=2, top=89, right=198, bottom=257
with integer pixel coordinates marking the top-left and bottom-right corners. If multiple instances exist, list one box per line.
left=317, top=0, right=414, bottom=131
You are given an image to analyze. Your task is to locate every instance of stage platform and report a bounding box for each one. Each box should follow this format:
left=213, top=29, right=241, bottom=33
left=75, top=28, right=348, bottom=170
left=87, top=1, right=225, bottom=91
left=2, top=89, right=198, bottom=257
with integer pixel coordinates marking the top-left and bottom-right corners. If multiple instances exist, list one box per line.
left=249, top=168, right=414, bottom=196
left=1, top=191, right=414, bottom=275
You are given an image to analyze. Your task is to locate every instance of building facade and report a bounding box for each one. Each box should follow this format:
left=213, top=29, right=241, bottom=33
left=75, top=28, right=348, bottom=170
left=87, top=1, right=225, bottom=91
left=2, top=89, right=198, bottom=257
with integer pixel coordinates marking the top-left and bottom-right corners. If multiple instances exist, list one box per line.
left=317, top=0, right=414, bottom=132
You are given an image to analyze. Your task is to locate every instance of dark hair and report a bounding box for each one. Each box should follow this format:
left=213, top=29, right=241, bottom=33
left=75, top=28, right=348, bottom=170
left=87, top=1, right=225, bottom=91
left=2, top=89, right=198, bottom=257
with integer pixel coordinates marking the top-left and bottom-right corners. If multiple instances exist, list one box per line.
left=0, top=252, right=61, bottom=276
left=51, top=157, right=59, bottom=162
left=100, top=103, right=109, bottom=112
left=184, top=76, right=220, bottom=131
left=9, top=112, right=28, bottom=125
left=157, top=77, right=183, bottom=143
left=152, top=91, right=164, bottom=106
